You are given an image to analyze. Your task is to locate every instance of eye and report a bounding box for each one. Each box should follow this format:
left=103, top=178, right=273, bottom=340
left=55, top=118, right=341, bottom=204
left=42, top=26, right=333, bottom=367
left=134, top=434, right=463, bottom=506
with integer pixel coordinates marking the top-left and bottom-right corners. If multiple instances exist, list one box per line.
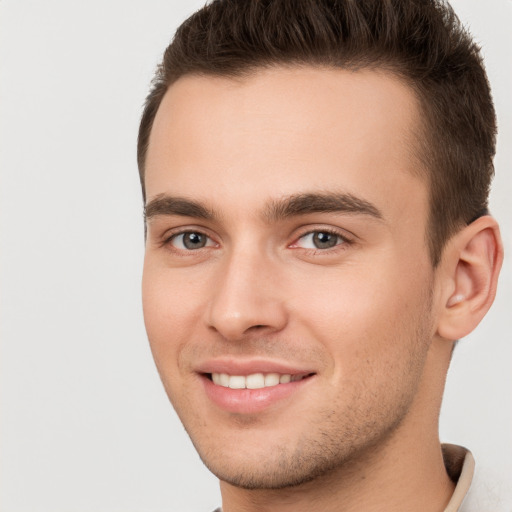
left=294, top=230, right=347, bottom=250
left=169, top=231, right=216, bottom=250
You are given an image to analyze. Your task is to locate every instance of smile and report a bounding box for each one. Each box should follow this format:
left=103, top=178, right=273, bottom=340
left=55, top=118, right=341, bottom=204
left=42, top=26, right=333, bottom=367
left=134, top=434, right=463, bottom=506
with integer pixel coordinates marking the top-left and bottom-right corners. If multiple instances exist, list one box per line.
left=210, top=372, right=310, bottom=389
left=201, top=366, right=316, bottom=413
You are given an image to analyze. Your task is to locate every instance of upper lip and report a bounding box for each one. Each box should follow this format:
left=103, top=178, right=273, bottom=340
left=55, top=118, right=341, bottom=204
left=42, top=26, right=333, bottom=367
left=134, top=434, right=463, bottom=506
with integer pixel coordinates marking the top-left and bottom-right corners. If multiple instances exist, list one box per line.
left=195, top=357, right=316, bottom=376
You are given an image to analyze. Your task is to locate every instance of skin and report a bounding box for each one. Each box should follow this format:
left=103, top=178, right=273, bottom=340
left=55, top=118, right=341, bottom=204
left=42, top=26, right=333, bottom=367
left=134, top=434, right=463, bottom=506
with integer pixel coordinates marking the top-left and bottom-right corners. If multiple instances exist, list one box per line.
left=142, top=66, right=502, bottom=512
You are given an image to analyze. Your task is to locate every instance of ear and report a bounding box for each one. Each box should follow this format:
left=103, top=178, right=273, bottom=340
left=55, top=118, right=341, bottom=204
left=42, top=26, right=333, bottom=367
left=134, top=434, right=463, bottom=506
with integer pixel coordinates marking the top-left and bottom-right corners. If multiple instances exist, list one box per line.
left=436, top=216, right=503, bottom=341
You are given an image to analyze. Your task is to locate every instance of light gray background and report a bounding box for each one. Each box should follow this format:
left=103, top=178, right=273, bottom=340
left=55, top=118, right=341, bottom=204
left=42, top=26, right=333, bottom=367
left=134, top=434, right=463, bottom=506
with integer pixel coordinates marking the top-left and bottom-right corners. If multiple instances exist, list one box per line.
left=1, top=1, right=510, bottom=511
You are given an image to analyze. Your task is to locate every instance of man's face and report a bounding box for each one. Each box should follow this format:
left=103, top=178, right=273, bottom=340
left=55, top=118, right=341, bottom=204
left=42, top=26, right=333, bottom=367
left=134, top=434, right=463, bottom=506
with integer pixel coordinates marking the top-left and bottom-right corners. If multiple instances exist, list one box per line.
left=142, top=67, right=437, bottom=488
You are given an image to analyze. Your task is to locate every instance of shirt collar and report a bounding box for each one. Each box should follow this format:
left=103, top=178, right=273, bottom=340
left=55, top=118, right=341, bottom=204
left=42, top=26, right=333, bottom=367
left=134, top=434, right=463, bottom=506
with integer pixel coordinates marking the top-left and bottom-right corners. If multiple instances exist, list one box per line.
left=442, top=444, right=475, bottom=512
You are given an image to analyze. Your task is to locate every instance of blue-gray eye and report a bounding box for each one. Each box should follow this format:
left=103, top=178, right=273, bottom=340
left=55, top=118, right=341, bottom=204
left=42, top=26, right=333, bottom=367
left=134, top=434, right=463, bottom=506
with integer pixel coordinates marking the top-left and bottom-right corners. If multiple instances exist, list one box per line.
left=171, top=232, right=213, bottom=250
left=297, top=231, right=344, bottom=249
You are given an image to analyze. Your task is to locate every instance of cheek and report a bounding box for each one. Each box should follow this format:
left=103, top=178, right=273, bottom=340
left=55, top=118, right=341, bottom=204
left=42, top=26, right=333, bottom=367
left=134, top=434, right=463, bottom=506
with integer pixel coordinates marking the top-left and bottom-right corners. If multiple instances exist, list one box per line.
left=141, top=262, right=207, bottom=373
left=288, top=259, right=433, bottom=372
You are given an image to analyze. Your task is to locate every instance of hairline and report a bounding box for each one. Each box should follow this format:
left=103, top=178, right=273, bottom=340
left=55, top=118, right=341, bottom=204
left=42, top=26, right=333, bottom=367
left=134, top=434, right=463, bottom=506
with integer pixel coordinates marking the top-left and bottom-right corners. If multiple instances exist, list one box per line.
left=140, top=62, right=430, bottom=184
left=139, top=63, right=454, bottom=266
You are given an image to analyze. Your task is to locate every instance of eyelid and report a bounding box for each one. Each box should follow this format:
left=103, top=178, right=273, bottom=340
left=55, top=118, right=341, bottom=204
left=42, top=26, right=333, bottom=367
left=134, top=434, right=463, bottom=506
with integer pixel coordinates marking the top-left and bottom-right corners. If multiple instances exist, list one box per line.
left=289, top=226, right=355, bottom=251
left=155, top=224, right=355, bottom=252
left=172, top=232, right=216, bottom=250
left=161, top=226, right=219, bottom=250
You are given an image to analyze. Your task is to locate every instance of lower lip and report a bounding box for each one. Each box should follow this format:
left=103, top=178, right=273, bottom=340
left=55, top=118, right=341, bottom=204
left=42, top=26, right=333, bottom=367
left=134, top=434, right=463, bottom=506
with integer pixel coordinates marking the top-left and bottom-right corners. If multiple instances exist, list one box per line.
left=201, top=375, right=313, bottom=414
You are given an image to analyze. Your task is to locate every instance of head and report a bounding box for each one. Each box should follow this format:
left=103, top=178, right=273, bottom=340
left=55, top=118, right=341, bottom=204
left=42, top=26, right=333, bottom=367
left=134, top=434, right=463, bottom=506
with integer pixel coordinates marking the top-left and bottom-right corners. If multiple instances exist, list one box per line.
left=138, top=0, right=497, bottom=267
left=139, top=0, right=502, bottom=496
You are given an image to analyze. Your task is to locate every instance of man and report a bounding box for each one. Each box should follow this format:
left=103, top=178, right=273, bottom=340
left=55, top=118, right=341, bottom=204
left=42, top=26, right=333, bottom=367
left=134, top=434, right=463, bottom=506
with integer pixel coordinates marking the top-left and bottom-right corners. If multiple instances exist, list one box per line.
left=138, top=1, right=503, bottom=510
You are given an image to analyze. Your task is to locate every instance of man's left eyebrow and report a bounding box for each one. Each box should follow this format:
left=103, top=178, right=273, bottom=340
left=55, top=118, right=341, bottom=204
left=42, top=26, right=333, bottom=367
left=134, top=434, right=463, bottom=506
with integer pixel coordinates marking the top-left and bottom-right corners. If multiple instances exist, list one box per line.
left=264, top=192, right=383, bottom=221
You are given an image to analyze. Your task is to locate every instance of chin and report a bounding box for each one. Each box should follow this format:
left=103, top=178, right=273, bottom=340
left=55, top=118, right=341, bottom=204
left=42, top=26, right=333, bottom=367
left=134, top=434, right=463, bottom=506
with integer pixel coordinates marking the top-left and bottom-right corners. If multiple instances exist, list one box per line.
left=202, top=454, right=336, bottom=490
left=189, top=425, right=382, bottom=491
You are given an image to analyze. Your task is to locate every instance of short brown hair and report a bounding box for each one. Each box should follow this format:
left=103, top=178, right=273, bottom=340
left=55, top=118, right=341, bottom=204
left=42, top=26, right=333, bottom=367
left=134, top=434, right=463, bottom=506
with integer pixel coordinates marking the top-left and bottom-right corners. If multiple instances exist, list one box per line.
left=137, top=0, right=496, bottom=266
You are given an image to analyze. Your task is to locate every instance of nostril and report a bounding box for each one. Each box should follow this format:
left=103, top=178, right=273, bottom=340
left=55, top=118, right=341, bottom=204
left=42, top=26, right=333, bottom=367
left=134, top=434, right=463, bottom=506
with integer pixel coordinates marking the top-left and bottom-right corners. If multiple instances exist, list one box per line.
left=246, top=324, right=268, bottom=333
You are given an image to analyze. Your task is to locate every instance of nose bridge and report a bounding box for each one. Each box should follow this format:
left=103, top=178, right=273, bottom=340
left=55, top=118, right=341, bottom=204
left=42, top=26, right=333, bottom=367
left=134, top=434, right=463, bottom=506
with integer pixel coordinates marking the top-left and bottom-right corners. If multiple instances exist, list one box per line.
left=206, top=240, right=287, bottom=340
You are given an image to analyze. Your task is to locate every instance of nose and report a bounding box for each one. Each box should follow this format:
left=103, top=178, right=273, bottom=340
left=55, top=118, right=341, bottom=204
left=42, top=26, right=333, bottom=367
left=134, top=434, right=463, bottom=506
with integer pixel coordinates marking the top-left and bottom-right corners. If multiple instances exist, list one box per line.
left=205, top=247, right=288, bottom=341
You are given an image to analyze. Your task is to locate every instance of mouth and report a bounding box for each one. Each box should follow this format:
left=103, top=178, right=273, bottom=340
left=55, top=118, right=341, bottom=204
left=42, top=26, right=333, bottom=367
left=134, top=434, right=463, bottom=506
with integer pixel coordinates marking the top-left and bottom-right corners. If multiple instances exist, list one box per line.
left=200, top=369, right=316, bottom=414
left=207, top=372, right=314, bottom=389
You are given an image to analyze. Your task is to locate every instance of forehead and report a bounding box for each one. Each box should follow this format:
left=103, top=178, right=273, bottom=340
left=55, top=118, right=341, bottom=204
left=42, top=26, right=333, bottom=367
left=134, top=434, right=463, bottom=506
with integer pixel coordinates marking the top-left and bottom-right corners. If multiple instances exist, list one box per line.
left=145, top=66, right=427, bottom=224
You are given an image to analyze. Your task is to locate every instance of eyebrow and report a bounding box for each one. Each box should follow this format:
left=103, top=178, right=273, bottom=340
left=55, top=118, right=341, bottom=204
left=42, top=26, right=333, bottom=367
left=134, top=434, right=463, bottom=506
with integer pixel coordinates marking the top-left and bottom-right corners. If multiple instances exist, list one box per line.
left=264, top=192, right=383, bottom=222
left=144, top=191, right=383, bottom=223
left=145, top=194, right=216, bottom=222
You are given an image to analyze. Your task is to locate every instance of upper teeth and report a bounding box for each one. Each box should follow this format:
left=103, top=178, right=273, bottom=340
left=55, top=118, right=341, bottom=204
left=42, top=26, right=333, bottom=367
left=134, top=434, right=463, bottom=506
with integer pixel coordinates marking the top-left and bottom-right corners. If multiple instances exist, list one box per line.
left=211, top=372, right=305, bottom=389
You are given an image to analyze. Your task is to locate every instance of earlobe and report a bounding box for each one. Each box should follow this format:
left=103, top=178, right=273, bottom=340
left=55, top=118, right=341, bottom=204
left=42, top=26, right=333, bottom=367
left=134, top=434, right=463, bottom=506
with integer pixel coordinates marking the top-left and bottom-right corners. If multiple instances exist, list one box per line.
left=436, top=216, right=503, bottom=341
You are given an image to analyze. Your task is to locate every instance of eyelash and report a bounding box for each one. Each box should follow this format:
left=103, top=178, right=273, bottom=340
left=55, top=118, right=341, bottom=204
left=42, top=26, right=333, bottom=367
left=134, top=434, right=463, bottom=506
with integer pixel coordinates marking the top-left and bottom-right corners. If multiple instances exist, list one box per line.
left=161, top=227, right=353, bottom=254
left=162, top=229, right=218, bottom=251
left=290, top=228, right=353, bottom=253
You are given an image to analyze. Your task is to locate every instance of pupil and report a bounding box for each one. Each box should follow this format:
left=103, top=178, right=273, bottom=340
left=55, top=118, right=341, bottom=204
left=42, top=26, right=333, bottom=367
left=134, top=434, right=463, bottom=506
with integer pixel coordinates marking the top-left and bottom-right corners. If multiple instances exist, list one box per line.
left=313, top=232, right=337, bottom=249
left=184, top=232, right=206, bottom=249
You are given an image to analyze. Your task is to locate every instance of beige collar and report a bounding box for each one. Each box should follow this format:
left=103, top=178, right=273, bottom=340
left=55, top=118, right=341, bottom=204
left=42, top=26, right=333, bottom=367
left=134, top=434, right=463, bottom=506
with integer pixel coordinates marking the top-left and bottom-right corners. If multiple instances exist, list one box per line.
left=442, top=444, right=475, bottom=512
